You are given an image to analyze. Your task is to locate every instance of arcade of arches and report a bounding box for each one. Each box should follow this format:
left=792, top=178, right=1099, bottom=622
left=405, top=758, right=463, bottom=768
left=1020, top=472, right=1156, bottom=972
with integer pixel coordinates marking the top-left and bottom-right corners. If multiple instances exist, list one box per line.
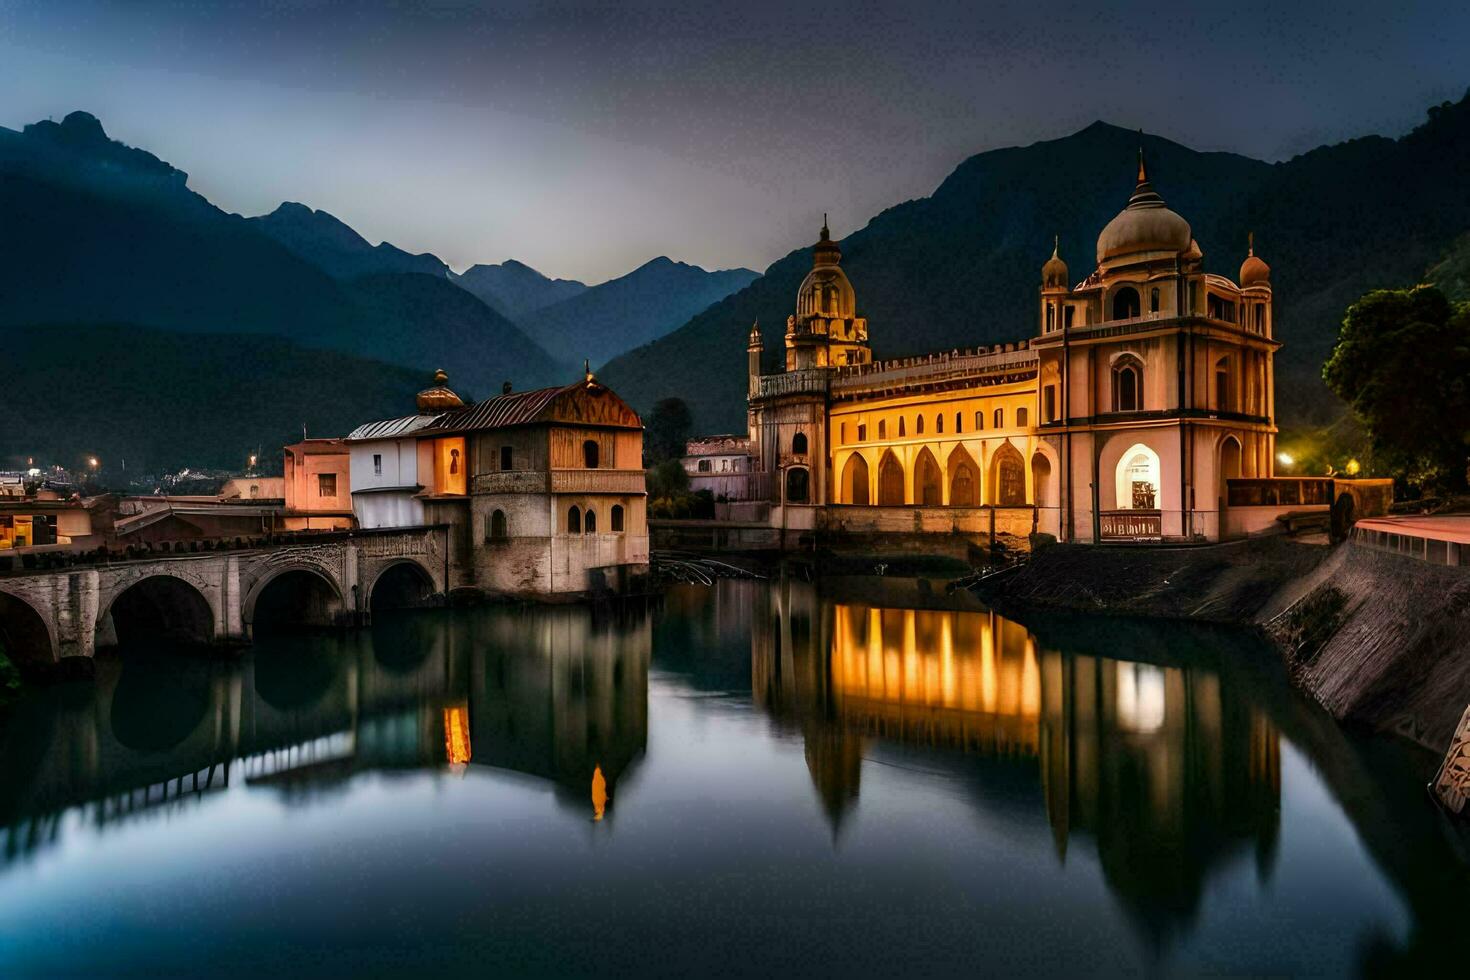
left=837, top=441, right=1052, bottom=508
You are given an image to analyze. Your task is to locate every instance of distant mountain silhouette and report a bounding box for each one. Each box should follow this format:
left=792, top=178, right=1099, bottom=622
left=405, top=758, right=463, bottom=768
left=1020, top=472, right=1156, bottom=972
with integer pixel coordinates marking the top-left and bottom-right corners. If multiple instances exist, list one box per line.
left=250, top=202, right=451, bottom=279
left=0, top=111, right=568, bottom=453
left=521, top=256, right=758, bottom=367
left=0, top=323, right=427, bottom=472
left=600, top=91, right=1470, bottom=434
left=455, top=259, right=588, bottom=320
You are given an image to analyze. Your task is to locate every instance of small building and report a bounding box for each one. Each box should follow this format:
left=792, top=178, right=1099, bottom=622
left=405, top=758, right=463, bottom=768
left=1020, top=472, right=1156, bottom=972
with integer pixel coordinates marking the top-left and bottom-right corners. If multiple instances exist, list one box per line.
left=681, top=435, right=762, bottom=501
left=282, top=439, right=354, bottom=530
left=218, top=476, right=286, bottom=502
left=0, top=497, right=106, bottom=551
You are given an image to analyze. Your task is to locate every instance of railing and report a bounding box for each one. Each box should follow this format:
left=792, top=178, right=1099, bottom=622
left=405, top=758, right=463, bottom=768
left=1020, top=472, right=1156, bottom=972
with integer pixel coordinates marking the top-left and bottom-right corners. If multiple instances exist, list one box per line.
left=549, top=469, right=646, bottom=494
left=472, top=472, right=548, bottom=494
left=756, top=369, right=829, bottom=399
left=830, top=347, right=1038, bottom=396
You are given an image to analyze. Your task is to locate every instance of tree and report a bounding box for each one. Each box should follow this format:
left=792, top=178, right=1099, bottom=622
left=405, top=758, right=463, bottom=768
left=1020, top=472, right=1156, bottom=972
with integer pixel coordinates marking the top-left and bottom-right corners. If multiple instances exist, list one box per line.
left=645, top=397, right=693, bottom=464
left=1323, top=285, right=1470, bottom=490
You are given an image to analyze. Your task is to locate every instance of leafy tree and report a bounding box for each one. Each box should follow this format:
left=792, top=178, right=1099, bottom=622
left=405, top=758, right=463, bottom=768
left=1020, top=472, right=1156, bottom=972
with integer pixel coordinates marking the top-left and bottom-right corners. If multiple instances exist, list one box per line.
left=646, top=458, right=690, bottom=500
left=1323, top=285, right=1470, bottom=490
left=644, top=397, right=693, bottom=464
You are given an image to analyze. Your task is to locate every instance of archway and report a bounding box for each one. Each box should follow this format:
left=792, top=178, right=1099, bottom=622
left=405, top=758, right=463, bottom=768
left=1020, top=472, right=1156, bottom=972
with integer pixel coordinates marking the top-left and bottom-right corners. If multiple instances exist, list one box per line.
left=1112, top=286, right=1141, bottom=320
left=877, top=451, right=905, bottom=506
left=1115, top=443, right=1162, bottom=510
left=990, top=443, right=1026, bottom=506
left=106, top=576, right=214, bottom=650
left=914, top=448, right=942, bottom=506
left=1031, top=452, right=1053, bottom=508
left=0, top=591, right=55, bottom=673
left=841, top=454, right=870, bottom=506
left=370, top=561, right=437, bottom=615
left=249, top=568, right=344, bottom=635
left=947, top=446, right=980, bottom=506
left=1218, top=436, right=1242, bottom=502
left=785, top=467, right=810, bottom=503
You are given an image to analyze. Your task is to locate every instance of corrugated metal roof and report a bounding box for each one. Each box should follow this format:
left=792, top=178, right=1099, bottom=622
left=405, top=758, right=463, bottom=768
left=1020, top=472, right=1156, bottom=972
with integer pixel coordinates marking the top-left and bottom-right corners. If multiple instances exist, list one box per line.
left=345, top=414, right=443, bottom=441
left=428, top=383, right=572, bottom=433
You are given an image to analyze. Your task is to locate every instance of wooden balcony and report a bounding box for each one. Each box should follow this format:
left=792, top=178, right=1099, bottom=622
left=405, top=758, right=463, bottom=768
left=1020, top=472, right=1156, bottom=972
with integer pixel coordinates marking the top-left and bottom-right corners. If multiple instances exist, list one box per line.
left=473, top=469, right=647, bottom=495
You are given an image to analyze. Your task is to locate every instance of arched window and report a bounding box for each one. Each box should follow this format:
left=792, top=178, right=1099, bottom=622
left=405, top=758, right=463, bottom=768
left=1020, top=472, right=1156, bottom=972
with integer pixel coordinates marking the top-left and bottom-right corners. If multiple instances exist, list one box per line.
left=582, top=440, right=599, bottom=468
left=1046, top=304, right=1055, bottom=331
left=840, top=423, right=848, bottom=444
left=993, top=408, right=1004, bottom=429
left=878, top=419, right=887, bottom=439
left=1149, top=287, right=1160, bottom=313
left=584, top=508, right=597, bottom=533
left=936, top=414, right=944, bottom=434
left=785, top=467, right=809, bottom=503
left=1215, top=356, right=1231, bottom=412
left=792, top=432, right=808, bottom=455
left=1112, top=286, right=1141, bottom=320
left=1016, top=407, right=1029, bottom=427
left=1113, top=357, right=1142, bottom=412
left=488, top=509, right=508, bottom=541
left=1115, top=443, right=1161, bottom=511
left=698, top=459, right=712, bottom=472
left=916, top=415, right=925, bottom=435
left=611, top=505, right=625, bottom=532
left=567, top=505, right=582, bottom=534
left=955, top=412, right=962, bottom=433
left=975, top=411, right=984, bottom=431
left=898, top=418, right=906, bottom=437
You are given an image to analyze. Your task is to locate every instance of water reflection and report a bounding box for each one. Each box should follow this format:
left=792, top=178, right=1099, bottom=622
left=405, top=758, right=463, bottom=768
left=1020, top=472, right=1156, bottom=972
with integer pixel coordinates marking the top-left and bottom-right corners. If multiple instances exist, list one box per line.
left=751, top=577, right=1283, bottom=942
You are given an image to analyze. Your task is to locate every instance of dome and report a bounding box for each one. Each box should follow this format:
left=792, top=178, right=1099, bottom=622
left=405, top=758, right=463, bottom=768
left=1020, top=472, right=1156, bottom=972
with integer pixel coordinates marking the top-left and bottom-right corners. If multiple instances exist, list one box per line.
left=416, top=369, right=465, bottom=412
left=796, top=216, right=855, bottom=319
left=1239, top=233, right=1270, bottom=286
left=1042, top=236, right=1069, bottom=289
left=1096, top=148, right=1192, bottom=265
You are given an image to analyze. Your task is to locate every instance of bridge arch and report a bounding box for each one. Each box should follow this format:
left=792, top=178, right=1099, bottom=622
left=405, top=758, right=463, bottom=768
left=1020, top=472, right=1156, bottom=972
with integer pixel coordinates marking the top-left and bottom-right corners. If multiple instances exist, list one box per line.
left=243, top=565, right=346, bottom=636
left=368, top=559, right=438, bottom=615
left=0, top=588, right=57, bottom=672
left=103, top=574, right=216, bottom=650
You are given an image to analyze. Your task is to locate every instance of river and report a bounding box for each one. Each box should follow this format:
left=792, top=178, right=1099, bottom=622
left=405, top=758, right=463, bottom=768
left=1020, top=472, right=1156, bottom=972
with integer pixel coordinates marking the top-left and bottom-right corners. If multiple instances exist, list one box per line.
left=0, top=575, right=1463, bottom=976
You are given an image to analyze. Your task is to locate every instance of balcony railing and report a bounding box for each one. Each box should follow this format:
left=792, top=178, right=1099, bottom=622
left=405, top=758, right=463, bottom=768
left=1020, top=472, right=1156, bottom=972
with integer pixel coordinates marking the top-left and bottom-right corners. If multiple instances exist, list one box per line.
left=549, top=469, right=646, bottom=494
left=831, top=347, right=1038, bottom=397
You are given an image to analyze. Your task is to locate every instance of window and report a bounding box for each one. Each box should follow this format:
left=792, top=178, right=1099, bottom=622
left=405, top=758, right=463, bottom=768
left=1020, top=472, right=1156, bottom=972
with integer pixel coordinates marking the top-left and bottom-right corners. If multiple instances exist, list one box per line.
left=792, top=432, right=808, bottom=455
left=698, top=459, right=712, bottom=472
left=449, top=448, right=460, bottom=475
left=841, top=422, right=848, bottom=443
left=975, top=411, right=984, bottom=431
left=993, top=408, right=1003, bottom=429
left=500, top=445, right=513, bottom=471
left=955, top=412, right=962, bottom=433
left=1044, top=386, right=1057, bottom=423
left=721, top=460, right=728, bottom=471
left=1112, top=286, right=1141, bottom=320
left=1064, top=306, right=1075, bottom=329
left=488, top=509, right=508, bottom=541
left=1255, top=305, right=1265, bottom=332
left=857, top=424, right=867, bottom=441
left=567, top=505, right=582, bottom=534
left=317, top=473, right=336, bottom=497
left=1017, top=407, right=1029, bottom=427
left=1188, top=280, right=1199, bottom=314
left=1149, top=287, right=1160, bottom=313
left=373, top=453, right=382, bottom=475
left=1113, top=358, right=1142, bottom=412
left=916, top=416, right=924, bottom=435
left=936, top=414, right=944, bottom=434
left=584, top=508, right=597, bottom=533
left=785, top=467, right=810, bottom=503
left=611, top=505, right=625, bottom=532
left=582, top=440, right=599, bottom=468
left=1215, top=358, right=1231, bottom=412
left=878, top=420, right=887, bottom=439
left=1046, top=304, right=1055, bottom=331
left=898, top=417, right=906, bottom=437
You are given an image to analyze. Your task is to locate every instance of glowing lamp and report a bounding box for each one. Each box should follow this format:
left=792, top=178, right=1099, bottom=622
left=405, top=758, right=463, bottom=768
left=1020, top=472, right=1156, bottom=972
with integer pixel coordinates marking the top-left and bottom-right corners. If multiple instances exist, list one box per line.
left=1345, top=458, right=1361, bottom=476
left=1276, top=452, right=1294, bottom=467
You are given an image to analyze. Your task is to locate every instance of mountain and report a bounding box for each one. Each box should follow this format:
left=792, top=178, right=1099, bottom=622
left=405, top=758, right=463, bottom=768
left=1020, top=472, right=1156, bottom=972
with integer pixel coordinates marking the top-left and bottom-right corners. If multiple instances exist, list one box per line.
left=0, top=324, right=426, bottom=472
left=250, top=202, right=451, bottom=280
left=599, top=92, right=1470, bottom=434
left=455, top=259, right=588, bottom=320
left=521, top=256, right=759, bottom=367
left=0, top=111, right=568, bottom=433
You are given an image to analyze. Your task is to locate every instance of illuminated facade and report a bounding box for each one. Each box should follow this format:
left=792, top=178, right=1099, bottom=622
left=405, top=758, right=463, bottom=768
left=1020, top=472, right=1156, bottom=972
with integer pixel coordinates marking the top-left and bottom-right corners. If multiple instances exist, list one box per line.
left=745, top=152, right=1292, bottom=543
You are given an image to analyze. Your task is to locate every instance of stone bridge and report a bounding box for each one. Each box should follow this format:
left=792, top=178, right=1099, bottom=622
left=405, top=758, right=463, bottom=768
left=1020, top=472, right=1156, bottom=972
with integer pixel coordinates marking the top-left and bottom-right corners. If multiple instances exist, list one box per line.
left=0, top=526, right=449, bottom=673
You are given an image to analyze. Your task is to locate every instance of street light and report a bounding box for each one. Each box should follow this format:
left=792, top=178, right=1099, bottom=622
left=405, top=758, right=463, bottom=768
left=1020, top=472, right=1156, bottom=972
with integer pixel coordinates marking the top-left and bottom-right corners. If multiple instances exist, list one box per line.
left=88, top=457, right=99, bottom=470
left=1276, top=451, right=1294, bottom=470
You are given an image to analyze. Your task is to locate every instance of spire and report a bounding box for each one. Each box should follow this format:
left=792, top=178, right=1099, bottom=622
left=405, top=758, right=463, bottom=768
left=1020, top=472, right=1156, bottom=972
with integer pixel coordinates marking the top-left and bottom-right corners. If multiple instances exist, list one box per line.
left=1136, top=131, right=1147, bottom=183
left=1052, top=234, right=1060, bottom=259
left=820, top=212, right=830, bottom=241
left=583, top=358, right=594, bottom=383
left=1248, top=230, right=1255, bottom=256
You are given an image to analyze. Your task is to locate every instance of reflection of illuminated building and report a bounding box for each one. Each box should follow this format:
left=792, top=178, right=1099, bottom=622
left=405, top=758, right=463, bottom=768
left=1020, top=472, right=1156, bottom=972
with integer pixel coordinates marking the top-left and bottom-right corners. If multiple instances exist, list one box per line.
left=754, top=576, right=1282, bottom=939
left=443, top=704, right=472, bottom=767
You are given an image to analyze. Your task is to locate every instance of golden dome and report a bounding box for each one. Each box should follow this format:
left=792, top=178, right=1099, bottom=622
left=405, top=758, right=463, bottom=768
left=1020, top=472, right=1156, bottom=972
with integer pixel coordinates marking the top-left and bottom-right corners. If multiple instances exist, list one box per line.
left=416, top=369, right=465, bottom=412
left=796, top=216, right=855, bottom=319
left=1239, top=233, right=1271, bottom=286
left=1096, top=147, right=1192, bottom=265
left=1042, top=236, right=1069, bottom=289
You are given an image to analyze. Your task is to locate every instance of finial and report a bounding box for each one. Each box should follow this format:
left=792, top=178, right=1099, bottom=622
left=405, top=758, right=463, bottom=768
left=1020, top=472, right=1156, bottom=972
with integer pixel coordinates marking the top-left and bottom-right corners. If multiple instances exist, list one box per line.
left=1051, top=234, right=1059, bottom=258
left=821, top=212, right=830, bottom=240
left=584, top=358, right=594, bottom=383
left=432, top=368, right=449, bottom=385
left=1248, top=231, right=1255, bottom=256
left=1136, top=132, right=1147, bottom=183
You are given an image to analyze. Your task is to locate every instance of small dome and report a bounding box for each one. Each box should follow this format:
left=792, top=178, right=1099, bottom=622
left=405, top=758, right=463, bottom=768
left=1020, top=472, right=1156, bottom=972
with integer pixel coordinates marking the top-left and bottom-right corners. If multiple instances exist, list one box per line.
left=796, top=216, right=855, bottom=319
left=416, top=368, right=465, bottom=412
left=1042, top=236, right=1069, bottom=289
left=1239, top=234, right=1270, bottom=286
left=1096, top=147, right=1192, bottom=265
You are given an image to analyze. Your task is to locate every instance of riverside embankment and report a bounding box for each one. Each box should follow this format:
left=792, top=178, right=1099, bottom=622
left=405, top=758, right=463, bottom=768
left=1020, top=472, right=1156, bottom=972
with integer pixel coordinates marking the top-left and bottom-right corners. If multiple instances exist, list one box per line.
left=983, top=535, right=1470, bottom=756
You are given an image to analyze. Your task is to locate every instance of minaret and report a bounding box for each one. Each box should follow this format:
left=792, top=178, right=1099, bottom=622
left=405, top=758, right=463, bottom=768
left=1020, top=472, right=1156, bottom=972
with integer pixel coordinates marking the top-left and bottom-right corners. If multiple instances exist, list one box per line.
left=747, top=321, right=764, bottom=399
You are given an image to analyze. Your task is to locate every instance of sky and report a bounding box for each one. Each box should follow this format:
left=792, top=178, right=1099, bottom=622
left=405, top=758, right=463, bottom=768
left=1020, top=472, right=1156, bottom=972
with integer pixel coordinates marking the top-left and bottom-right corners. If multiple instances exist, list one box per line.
left=1, top=0, right=1467, bottom=284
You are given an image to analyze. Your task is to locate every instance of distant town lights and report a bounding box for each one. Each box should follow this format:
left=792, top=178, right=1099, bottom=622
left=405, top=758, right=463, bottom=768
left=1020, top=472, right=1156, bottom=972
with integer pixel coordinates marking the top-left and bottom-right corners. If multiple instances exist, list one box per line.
left=1276, top=452, right=1294, bottom=467
left=88, top=457, right=99, bottom=469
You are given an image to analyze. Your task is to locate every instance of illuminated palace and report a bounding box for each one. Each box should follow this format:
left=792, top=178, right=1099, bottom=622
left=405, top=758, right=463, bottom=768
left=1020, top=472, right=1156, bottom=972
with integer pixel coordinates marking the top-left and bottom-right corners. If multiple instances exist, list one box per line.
left=745, top=153, right=1296, bottom=544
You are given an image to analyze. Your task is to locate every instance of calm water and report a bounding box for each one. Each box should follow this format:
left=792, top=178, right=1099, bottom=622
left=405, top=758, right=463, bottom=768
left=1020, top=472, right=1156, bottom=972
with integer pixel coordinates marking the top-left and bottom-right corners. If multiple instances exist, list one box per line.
left=0, top=576, right=1464, bottom=977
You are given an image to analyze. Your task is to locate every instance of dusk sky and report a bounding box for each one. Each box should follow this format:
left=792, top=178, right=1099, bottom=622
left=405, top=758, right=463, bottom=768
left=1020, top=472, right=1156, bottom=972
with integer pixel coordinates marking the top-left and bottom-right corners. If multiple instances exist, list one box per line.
left=3, top=0, right=1467, bottom=283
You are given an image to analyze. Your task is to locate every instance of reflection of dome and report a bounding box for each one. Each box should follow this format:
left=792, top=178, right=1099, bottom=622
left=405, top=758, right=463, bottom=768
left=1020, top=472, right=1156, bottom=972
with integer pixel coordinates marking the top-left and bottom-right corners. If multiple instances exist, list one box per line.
left=796, top=217, right=856, bottom=319
left=1239, top=235, right=1270, bottom=286
left=1042, top=236, right=1069, bottom=289
left=1096, top=149, right=1192, bottom=265
left=416, top=369, right=465, bottom=413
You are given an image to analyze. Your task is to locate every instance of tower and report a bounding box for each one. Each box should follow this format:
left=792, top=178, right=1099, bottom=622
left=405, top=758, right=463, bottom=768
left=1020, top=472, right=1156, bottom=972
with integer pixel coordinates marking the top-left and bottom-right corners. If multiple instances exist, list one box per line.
left=784, top=217, right=871, bottom=371
left=747, top=321, right=764, bottom=399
